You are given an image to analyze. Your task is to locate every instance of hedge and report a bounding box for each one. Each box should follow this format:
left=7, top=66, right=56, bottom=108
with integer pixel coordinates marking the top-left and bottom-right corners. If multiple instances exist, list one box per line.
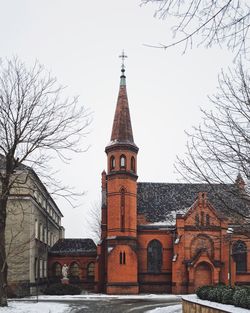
left=196, top=285, right=250, bottom=309
left=43, top=283, right=81, bottom=295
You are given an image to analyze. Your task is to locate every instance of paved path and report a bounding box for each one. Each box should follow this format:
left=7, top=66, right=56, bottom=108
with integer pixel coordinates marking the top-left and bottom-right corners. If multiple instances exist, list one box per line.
left=68, top=298, right=181, bottom=313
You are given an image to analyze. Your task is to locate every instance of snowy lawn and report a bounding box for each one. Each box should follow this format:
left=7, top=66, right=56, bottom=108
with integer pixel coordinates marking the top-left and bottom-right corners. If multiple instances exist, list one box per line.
left=5, top=294, right=182, bottom=313
left=27, top=293, right=182, bottom=301
left=146, top=304, right=182, bottom=313
left=0, top=301, right=72, bottom=313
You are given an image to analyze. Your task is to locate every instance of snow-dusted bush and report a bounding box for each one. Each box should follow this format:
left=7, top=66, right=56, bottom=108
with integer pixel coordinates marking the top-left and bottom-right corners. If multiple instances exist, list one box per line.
left=207, top=288, right=218, bottom=302
left=221, top=288, right=234, bottom=305
left=197, top=285, right=250, bottom=309
left=233, top=288, right=248, bottom=307
left=196, top=285, right=213, bottom=300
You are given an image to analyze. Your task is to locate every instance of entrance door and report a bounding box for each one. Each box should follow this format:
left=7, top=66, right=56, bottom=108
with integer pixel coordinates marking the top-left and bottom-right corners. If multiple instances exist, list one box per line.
left=194, top=262, right=212, bottom=290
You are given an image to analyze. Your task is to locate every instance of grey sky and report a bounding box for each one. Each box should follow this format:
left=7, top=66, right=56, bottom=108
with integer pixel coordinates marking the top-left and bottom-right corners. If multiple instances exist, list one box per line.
left=0, top=1, right=235, bottom=239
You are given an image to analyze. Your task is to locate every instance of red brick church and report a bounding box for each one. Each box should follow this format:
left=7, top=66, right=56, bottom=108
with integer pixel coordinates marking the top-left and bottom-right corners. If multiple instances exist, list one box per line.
left=49, top=59, right=250, bottom=294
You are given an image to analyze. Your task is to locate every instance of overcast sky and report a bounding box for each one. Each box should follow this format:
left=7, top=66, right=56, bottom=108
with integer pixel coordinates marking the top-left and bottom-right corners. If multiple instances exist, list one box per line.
left=0, top=1, right=235, bottom=239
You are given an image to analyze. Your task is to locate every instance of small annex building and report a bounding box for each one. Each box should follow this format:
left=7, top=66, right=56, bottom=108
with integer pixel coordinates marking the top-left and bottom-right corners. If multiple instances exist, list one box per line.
left=48, top=239, right=96, bottom=291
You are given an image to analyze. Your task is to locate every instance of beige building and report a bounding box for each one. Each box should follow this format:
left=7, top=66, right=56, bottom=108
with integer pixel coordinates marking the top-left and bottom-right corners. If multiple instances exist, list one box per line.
left=4, top=162, right=64, bottom=296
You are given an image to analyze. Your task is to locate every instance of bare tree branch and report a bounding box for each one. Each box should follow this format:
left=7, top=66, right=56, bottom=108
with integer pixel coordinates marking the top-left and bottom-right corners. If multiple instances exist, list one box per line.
left=142, top=0, right=250, bottom=58
left=176, top=61, right=250, bottom=219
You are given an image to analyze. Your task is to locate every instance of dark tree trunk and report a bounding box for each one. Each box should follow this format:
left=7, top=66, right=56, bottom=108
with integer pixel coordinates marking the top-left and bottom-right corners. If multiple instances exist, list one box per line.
left=0, top=167, right=10, bottom=307
left=0, top=198, right=8, bottom=307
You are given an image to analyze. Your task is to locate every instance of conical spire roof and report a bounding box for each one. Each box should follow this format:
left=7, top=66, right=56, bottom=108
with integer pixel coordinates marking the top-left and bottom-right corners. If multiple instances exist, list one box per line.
left=107, top=56, right=137, bottom=150
left=110, top=76, right=134, bottom=143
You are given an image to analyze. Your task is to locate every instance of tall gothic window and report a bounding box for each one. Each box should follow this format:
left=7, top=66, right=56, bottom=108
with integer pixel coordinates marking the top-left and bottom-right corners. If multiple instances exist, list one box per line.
left=87, top=262, right=95, bottom=280
left=201, top=212, right=205, bottom=226
left=233, top=240, right=247, bottom=273
left=120, top=188, right=125, bottom=231
left=131, top=156, right=135, bottom=172
left=206, top=214, right=210, bottom=226
left=120, top=155, right=126, bottom=169
left=69, top=262, right=80, bottom=277
left=110, top=156, right=115, bottom=170
left=195, top=214, right=199, bottom=226
left=147, top=240, right=162, bottom=273
left=52, top=262, right=62, bottom=277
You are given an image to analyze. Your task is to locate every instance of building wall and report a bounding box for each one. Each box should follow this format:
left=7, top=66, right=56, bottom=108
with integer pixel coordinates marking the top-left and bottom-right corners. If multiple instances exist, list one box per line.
left=97, top=189, right=250, bottom=294
left=5, top=172, right=63, bottom=296
left=137, top=230, right=173, bottom=293
left=48, top=255, right=96, bottom=291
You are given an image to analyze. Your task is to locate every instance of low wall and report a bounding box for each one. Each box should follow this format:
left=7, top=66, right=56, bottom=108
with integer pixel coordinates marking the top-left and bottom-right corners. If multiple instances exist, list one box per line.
left=182, top=295, right=246, bottom=313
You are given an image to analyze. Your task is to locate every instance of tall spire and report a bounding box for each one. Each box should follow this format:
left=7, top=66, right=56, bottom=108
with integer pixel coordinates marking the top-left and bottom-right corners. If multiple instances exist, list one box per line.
left=108, top=51, right=136, bottom=147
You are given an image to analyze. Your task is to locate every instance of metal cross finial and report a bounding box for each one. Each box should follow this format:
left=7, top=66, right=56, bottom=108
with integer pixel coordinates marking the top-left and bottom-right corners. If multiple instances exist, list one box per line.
left=119, top=50, right=128, bottom=69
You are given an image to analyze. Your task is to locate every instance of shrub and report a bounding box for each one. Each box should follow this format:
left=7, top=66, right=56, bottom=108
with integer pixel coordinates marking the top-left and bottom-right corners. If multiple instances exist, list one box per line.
left=196, top=285, right=213, bottom=300
left=221, top=288, right=234, bottom=305
left=196, top=285, right=250, bottom=308
left=207, top=288, right=218, bottom=302
left=238, top=295, right=250, bottom=309
left=233, top=288, right=248, bottom=307
left=214, top=285, right=228, bottom=303
left=44, top=283, right=81, bottom=295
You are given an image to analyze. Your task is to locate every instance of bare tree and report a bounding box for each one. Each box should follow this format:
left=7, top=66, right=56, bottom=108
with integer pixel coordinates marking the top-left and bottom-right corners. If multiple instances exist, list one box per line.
left=176, top=61, right=250, bottom=217
left=0, top=57, right=90, bottom=306
left=141, top=0, right=250, bottom=58
left=86, top=202, right=101, bottom=244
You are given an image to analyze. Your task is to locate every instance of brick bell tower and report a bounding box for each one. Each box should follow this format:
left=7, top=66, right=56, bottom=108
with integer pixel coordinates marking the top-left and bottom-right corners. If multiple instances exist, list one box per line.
left=102, top=52, right=139, bottom=294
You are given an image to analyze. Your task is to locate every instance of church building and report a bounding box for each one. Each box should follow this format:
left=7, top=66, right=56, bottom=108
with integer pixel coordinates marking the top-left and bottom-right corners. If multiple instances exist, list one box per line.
left=48, top=58, right=250, bottom=295
left=94, top=58, right=250, bottom=294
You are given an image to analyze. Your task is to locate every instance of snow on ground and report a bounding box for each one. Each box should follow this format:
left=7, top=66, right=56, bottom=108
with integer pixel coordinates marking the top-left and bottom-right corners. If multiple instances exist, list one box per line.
left=27, top=293, right=182, bottom=301
left=0, top=301, right=72, bottom=313
left=183, top=295, right=250, bottom=313
left=146, top=304, right=182, bottom=313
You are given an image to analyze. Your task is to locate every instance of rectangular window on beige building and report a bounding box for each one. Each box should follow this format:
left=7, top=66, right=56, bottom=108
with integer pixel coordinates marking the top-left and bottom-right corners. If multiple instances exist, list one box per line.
left=35, top=220, right=38, bottom=239
left=39, top=259, right=43, bottom=278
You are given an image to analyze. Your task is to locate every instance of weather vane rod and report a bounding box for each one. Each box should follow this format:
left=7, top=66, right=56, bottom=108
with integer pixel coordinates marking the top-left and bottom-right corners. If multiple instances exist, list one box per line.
left=119, top=50, right=128, bottom=70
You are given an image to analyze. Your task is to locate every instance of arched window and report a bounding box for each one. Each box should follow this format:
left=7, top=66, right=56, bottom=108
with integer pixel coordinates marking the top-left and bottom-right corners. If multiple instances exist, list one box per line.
left=191, top=234, right=214, bottom=258
left=120, top=188, right=125, bottom=231
left=233, top=241, right=247, bottom=273
left=147, top=240, right=162, bottom=273
left=110, top=156, right=115, bottom=170
left=131, top=156, right=136, bottom=172
left=52, top=262, right=62, bottom=277
left=206, top=214, right=210, bottom=226
left=195, top=214, right=199, bottom=226
left=87, top=262, right=95, bottom=280
left=69, top=262, right=80, bottom=277
left=120, top=155, right=126, bottom=169
left=201, top=212, right=205, bottom=226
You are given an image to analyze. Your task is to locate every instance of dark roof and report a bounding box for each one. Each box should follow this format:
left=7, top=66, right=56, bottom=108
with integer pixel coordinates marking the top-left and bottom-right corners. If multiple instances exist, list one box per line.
left=108, top=75, right=136, bottom=147
left=49, top=239, right=97, bottom=256
left=137, top=182, right=250, bottom=224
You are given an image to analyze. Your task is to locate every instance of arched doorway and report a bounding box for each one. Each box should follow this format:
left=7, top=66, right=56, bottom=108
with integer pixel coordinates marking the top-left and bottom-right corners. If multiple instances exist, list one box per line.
left=194, top=262, right=212, bottom=290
